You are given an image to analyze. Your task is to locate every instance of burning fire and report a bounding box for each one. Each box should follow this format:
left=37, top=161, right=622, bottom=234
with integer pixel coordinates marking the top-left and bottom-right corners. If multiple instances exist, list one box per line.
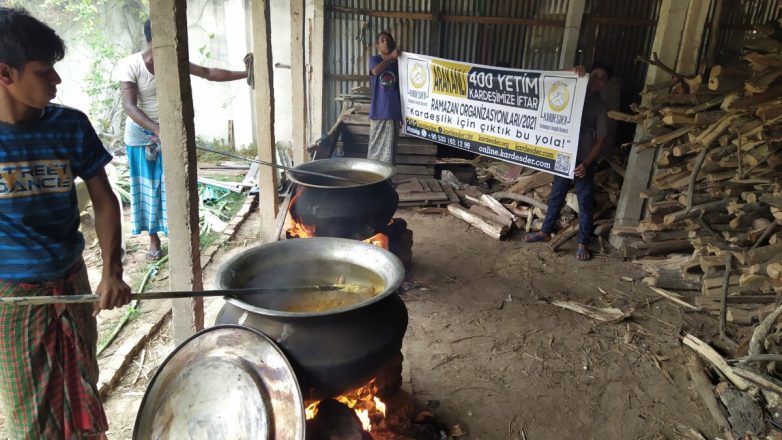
left=305, top=379, right=387, bottom=432
left=286, top=188, right=393, bottom=249
left=287, top=217, right=317, bottom=238
left=287, top=217, right=390, bottom=250
left=365, top=232, right=389, bottom=249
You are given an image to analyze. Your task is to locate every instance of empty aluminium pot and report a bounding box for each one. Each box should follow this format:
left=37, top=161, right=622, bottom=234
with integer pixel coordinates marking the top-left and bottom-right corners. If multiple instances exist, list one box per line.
left=288, top=158, right=399, bottom=240
left=214, top=237, right=408, bottom=400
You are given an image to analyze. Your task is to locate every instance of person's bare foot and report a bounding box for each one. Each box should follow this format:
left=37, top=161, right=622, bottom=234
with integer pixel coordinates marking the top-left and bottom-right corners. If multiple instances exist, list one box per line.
left=576, top=243, right=592, bottom=261
left=146, top=233, right=162, bottom=260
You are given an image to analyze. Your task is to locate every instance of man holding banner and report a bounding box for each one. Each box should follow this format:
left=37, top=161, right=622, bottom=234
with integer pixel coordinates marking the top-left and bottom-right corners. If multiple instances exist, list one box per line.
left=397, top=50, right=611, bottom=261
left=525, top=64, right=612, bottom=261
left=367, top=31, right=402, bottom=164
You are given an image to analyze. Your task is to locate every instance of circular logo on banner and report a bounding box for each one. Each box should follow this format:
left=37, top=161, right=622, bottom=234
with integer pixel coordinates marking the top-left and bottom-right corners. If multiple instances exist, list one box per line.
left=547, top=80, right=570, bottom=113
left=410, top=62, right=428, bottom=89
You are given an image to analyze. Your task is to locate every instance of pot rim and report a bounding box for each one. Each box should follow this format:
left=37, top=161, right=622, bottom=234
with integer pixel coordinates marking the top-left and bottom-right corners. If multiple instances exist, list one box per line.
left=216, top=237, right=405, bottom=318
left=287, top=158, right=395, bottom=189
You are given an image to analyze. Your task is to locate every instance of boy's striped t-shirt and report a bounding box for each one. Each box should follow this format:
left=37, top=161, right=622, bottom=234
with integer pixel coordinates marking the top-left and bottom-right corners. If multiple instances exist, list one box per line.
left=0, top=105, right=112, bottom=281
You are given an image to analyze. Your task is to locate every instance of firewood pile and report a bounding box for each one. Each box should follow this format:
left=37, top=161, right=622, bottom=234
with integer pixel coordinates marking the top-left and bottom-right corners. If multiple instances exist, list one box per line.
left=443, top=157, right=624, bottom=246
left=610, top=21, right=782, bottom=440
left=609, top=21, right=782, bottom=328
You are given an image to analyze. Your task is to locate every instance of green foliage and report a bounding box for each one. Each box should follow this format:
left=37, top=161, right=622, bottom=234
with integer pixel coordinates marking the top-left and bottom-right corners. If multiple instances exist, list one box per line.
left=10, top=0, right=148, bottom=148
left=195, top=136, right=258, bottom=163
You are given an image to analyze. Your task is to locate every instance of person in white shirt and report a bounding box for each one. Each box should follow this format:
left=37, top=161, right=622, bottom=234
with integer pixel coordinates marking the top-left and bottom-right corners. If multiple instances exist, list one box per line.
left=116, top=19, right=247, bottom=260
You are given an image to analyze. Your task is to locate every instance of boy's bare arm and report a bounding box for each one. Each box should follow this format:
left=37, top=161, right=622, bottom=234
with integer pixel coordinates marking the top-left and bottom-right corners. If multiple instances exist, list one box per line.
left=370, top=49, right=401, bottom=76
left=84, top=170, right=131, bottom=314
left=120, top=82, right=160, bottom=135
left=189, top=63, right=247, bottom=82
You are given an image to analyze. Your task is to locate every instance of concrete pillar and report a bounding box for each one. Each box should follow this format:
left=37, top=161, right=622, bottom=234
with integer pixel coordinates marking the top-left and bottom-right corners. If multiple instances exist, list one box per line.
left=676, top=0, right=711, bottom=75
left=560, top=0, right=586, bottom=69
left=149, top=0, right=204, bottom=343
left=251, top=0, right=280, bottom=243
left=611, top=0, right=690, bottom=248
left=308, top=0, right=325, bottom=143
left=291, top=0, right=308, bottom=164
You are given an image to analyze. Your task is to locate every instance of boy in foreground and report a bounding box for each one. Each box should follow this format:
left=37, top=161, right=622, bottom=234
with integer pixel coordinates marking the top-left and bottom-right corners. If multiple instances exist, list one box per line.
left=0, top=8, right=130, bottom=438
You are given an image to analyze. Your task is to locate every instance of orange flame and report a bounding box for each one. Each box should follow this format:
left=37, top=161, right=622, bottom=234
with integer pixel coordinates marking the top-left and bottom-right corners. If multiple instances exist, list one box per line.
left=286, top=190, right=391, bottom=249
left=287, top=217, right=317, bottom=238
left=364, top=232, right=389, bottom=249
left=304, top=378, right=387, bottom=432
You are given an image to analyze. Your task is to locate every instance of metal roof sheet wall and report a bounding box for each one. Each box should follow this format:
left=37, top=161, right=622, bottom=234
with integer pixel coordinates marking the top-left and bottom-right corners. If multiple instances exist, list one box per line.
left=578, top=0, right=661, bottom=109
left=323, top=0, right=569, bottom=126
left=324, top=0, right=432, bottom=126
left=443, top=0, right=568, bottom=68
left=584, top=0, right=661, bottom=19
left=711, top=0, right=780, bottom=65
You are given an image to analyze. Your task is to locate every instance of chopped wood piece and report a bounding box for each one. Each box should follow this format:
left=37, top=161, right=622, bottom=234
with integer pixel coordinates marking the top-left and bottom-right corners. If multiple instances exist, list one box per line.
left=643, top=275, right=700, bottom=291
left=682, top=334, right=749, bottom=390
left=687, top=355, right=734, bottom=440
left=647, top=286, right=700, bottom=310
left=733, top=367, right=782, bottom=396
left=491, top=191, right=548, bottom=211
left=685, top=95, right=728, bottom=115
left=664, top=200, right=728, bottom=224
left=768, top=262, right=782, bottom=279
left=480, top=194, right=518, bottom=223
left=447, top=204, right=507, bottom=239
left=506, top=172, right=553, bottom=194
left=549, top=220, right=579, bottom=251
left=651, top=125, right=697, bottom=145
left=715, top=382, right=765, bottom=436
left=549, top=300, right=631, bottom=322
left=468, top=205, right=512, bottom=228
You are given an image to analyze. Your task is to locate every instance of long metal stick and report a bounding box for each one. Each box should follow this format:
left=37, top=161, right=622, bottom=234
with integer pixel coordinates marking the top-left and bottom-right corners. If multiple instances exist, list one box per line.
left=0, top=285, right=346, bottom=307
left=196, top=145, right=358, bottom=183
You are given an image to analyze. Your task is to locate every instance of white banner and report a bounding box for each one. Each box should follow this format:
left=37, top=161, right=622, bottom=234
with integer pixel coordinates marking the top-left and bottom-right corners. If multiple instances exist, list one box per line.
left=398, top=53, right=588, bottom=178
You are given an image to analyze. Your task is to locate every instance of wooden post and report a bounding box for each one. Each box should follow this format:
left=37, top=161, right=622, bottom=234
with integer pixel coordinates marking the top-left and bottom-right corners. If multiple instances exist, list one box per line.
left=430, top=0, right=442, bottom=56
left=149, top=0, right=204, bottom=344
left=251, top=0, right=279, bottom=243
left=290, top=0, right=308, bottom=164
left=308, top=0, right=325, bottom=144
left=227, top=120, right=235, bottom=150
left=559, top=0, right=586, bottom=69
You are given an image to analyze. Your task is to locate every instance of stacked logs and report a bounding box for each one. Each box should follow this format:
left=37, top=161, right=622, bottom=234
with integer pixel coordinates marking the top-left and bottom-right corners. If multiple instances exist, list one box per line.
left=612, top=22, right=782, bottom=325
left=445, top=159, right=623, bottom=248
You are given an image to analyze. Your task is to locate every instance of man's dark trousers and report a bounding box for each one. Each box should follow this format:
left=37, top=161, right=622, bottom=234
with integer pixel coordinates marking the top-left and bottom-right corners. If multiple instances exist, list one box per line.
left=540, top=165, right=595, bottom=244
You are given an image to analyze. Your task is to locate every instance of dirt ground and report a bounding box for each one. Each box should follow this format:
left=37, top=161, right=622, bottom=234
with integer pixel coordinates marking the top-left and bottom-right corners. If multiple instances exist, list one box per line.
left=1, top=208, right=720, bottom=439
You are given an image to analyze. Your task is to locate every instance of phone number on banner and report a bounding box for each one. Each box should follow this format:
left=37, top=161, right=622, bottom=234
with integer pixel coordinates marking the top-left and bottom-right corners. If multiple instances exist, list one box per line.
left=405, top=117, right=572, bottom=176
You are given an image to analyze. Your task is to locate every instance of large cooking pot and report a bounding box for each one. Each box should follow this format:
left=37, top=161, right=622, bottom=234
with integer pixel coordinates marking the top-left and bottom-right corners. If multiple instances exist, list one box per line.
left=288, top=158, right=399, bottom=239
left=215, top=237, right=407, bottom=400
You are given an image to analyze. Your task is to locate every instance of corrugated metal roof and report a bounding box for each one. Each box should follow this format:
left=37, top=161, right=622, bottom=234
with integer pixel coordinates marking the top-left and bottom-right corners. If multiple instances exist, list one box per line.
left=710, top=0, right=780, bottom=65
left=320, top=0, right=780, bottom=129
left=322, top=0, right=570, bottom=125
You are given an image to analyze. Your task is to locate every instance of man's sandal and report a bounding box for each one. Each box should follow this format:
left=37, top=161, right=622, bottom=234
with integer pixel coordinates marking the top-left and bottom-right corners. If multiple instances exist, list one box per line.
left=146, top=250, right=162, bottom=261
left=523, top=232, right=549, bottom=243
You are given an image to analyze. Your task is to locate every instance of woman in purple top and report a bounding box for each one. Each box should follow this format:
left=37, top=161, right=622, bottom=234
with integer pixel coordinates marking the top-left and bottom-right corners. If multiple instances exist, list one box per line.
left=367, top=31, right=402, bottom=165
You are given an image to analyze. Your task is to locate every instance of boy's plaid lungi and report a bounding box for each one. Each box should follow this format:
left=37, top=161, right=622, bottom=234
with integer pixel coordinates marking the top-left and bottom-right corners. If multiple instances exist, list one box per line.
left=0, top=260, right=107, bottom=439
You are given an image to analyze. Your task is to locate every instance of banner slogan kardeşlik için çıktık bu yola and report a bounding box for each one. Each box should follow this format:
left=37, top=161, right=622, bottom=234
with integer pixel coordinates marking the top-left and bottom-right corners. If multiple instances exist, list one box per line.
left=399, top=53, right=588, bottom=179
